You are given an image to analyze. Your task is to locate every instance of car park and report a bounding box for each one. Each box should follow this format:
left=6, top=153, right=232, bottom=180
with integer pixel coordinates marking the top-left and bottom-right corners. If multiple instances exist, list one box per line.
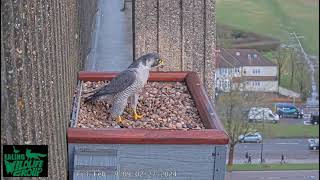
left=308, top=138, right=319, bottom=150
left=274, top=103, right=303, bottom=118
left=248, top=107, right=279, bottom=123
left=238, top=132, right=262, bottom=143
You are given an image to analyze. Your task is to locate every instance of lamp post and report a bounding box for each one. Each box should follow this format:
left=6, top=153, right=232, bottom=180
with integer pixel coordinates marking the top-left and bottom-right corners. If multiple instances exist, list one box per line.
left=260, top=109, right=265, bottom=164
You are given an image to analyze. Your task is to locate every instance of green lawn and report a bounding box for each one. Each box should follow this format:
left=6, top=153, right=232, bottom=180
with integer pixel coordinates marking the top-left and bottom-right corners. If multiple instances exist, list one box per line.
left=251, top=123, right=319, bottom=138
left=228, top=163, right=319, bottom=171
left=216, top=0, right=319, bottom=55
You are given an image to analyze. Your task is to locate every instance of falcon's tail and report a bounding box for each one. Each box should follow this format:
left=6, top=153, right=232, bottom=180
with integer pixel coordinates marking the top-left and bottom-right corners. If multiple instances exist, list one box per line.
left=83, top=92, right=113, bottom=103
left=83, top=94, right=99, bottom=103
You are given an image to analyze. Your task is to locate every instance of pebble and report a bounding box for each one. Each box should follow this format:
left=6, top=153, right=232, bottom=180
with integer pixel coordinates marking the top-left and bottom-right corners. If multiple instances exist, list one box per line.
left=176, top=123, right=183, bottom=129
left=186, top=123, right=193, bottom=129
left=77, top=81, right=205, bottom=130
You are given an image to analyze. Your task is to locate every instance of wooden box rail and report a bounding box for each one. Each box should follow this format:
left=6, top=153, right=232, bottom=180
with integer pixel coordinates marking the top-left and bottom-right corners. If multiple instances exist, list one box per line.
left=68, top=71, right=229, bottom=145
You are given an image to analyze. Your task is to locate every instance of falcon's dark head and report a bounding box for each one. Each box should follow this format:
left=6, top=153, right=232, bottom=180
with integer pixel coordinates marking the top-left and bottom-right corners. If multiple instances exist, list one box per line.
left=144, top=53, right=164, bottom=68
left=129, top=53, right=164, bottom=69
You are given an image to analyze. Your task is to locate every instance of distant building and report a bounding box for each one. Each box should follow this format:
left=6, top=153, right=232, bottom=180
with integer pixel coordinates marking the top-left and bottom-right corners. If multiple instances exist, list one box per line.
left=215, top=49, right=278, bottom=93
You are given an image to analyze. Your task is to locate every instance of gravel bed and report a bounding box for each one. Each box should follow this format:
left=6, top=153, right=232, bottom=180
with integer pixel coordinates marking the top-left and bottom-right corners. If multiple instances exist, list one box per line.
left=77, top=81, right=205, bottom=130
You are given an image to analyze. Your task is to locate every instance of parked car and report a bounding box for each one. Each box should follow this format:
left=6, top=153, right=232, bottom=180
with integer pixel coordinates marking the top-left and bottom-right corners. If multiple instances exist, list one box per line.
left=238, top=132, right=262, bottom=143
left=310, top=113, right=319, bottom=125
left=274, top=103, right=303, bottom=118
left=308, top=138, right=319, bottom=150
left=248, top=107, right=279, bottom=123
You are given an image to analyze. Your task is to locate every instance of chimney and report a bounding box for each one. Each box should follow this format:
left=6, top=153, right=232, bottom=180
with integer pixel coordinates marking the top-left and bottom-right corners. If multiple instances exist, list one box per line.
left=236, top=52, right=240, bottom=56
left=253, top=54, right=258, bottom=59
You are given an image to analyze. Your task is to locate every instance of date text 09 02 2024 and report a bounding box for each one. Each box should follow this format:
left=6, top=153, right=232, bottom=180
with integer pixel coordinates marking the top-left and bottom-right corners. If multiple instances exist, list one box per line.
left=75, top=169, right=177, bottom=178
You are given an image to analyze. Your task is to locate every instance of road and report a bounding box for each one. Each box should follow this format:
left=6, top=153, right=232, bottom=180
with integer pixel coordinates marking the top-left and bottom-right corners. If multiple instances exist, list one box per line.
left=232, top=139, right=319, bottom=164
left=226, top=170, right=319, bottom=180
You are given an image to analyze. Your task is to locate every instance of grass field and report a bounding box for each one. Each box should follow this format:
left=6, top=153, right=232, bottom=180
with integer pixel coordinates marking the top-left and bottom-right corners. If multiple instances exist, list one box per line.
left=216, top=0, right=319, bottom=55
left=228, top=163, right=319, bottom=171
left=221, top=119, right=318, bottom=139
left=250, top=123, right=319, bottom=138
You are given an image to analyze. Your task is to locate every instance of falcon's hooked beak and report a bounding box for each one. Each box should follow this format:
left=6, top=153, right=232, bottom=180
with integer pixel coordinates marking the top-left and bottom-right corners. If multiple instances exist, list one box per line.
left=159, top=59, right=164, bottom=65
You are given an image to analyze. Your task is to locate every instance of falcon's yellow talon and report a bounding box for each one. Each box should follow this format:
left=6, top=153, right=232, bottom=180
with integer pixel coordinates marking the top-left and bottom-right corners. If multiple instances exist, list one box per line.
left=134, top=113, right=143, bottom=120
left=132, top=110, right=143, bottom=120
left=116, top=116, right=123, bottom=124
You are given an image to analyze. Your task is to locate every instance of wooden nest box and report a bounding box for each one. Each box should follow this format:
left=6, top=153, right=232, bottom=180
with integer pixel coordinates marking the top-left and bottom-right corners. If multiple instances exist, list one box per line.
left=68, top=71, right=229, bottom=180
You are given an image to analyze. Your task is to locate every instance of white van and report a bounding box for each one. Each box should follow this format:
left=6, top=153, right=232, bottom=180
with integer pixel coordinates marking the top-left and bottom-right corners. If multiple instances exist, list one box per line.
left=248, top=107, right=280, bottom=123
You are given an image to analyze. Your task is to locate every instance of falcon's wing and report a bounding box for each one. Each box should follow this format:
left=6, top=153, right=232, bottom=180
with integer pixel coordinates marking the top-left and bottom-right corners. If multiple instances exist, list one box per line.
left=93, top=69, right=137, bottom=96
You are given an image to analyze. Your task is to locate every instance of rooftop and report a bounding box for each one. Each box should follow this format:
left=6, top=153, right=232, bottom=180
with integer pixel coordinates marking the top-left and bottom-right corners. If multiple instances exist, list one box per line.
left=217, top=49, right=276, bottom=68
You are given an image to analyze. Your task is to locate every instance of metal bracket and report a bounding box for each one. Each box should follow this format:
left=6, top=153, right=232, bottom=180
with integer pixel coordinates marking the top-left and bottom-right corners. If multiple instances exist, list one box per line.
left=121, top=0, right=132, bottom=11
left=70, top=80, right=83, bottom=127
left=213, top=145, right=227, bottom=180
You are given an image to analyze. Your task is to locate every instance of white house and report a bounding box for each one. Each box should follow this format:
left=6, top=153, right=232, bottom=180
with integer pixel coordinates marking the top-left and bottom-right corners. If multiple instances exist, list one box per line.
left=215, top=49, right=278, bottom=93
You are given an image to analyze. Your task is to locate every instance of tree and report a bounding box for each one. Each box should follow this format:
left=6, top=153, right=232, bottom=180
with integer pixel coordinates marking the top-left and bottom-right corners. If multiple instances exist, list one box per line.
left=216, top=89, right=264, bottom=167
left=274, top=48, right=289, bottom=88
left=295, top=61, right=310, bottom=101
left=289, top=49, right=297, bottom=89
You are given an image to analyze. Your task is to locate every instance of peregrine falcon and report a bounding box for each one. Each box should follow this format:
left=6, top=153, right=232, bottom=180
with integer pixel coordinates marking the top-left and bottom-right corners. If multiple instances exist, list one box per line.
left=84, top=53, right=164, bottom=124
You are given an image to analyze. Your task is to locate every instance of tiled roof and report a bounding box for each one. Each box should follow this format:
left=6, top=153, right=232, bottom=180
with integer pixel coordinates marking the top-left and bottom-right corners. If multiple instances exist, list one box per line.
left=216, top=49, right=276, bottom=68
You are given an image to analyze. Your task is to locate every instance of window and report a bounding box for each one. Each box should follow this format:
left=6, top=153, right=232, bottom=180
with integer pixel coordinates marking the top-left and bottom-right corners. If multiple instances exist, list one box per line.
left=221, top=69, right=224, bottom=75
left=219, top=68, right=227, bottom=75
left=252, top=69, right=261, bottom=74
left=222, top=80, right=227, bottom=88
left=251, top=81, right=260, bottom=86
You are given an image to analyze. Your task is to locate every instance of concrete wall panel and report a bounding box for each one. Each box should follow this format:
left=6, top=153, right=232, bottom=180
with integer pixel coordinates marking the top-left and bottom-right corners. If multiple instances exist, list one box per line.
left=1, top=0, right=98, bottom=178
left=135, top=0, right=217, bottom=101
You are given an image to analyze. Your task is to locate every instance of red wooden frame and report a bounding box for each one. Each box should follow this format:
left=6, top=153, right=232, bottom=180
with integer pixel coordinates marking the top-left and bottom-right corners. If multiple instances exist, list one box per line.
left=68, top=71, right=229, bottom=145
